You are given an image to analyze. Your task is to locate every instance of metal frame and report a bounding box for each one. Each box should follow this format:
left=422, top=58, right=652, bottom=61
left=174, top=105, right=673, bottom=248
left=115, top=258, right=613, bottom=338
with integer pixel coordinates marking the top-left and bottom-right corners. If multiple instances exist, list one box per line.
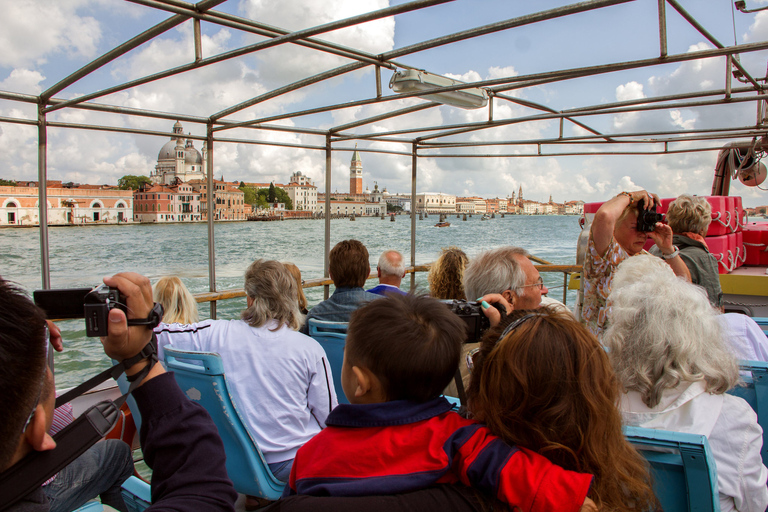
left=1, top=0, right=766, bottom=301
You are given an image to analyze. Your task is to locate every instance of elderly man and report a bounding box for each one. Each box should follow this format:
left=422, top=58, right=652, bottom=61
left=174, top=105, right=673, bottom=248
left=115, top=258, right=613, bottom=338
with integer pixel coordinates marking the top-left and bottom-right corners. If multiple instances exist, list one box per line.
left=463, top=246, right=549, bottom=310
left=301, top=239, right=380, bottom=333
left=368, top=250, right=407, bottom=296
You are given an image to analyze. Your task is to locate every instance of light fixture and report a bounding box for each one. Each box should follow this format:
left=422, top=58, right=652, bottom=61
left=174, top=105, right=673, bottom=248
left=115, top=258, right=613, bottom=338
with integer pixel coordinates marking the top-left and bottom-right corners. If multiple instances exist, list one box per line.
left=389, top=69, right=489, bottom=109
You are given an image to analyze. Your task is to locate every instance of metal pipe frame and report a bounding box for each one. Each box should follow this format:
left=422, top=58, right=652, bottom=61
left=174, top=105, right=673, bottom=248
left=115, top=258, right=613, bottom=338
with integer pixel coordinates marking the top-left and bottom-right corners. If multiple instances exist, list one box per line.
left=324, top=134, right=332, bottom=301
left=206, top=123, right=217, bottom=319
left=37, top=106, right=50, bottom=289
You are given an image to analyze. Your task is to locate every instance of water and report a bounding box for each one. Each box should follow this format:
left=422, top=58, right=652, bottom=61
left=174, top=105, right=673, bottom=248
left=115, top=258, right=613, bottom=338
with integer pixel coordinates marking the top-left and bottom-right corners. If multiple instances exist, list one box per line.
left=0, top=214, right=581, bottom=388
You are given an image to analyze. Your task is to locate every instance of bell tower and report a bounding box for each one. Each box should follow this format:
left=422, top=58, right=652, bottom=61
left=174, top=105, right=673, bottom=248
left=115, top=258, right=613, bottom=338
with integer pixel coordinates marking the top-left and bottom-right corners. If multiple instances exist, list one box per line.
left=350, top=147, right=363, bottom=195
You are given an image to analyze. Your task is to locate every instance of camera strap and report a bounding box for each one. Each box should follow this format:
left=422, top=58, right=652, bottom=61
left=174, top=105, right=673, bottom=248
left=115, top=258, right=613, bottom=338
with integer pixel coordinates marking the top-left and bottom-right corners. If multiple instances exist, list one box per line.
left=0, top=335, right=158, bottom=509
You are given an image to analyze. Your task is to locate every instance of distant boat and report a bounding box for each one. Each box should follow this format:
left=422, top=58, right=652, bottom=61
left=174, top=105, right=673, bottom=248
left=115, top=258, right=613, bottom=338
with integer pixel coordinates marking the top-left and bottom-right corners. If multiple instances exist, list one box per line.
left=481, top=214, right=490, bottom=220
left=434, top=221, right=450, bottom=228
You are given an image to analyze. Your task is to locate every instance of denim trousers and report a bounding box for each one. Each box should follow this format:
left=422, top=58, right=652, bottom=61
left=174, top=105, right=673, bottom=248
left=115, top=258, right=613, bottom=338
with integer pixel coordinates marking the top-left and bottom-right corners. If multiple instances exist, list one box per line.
left=43, top=439, right=134, bottom=512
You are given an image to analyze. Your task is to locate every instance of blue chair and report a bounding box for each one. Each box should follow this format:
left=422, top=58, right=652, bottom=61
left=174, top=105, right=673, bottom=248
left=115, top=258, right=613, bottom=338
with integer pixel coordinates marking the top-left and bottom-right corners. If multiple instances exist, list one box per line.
left=727, top=360, right=768, bottom=468
left=73, top=476, right=150, bottom=512
left=307, top=319, right=349, bottom=404
left=623, top=426, right=719, bottom=512
left=752, top=317, right=768, bottom=335
left=163, top=346, right=286, bottom=500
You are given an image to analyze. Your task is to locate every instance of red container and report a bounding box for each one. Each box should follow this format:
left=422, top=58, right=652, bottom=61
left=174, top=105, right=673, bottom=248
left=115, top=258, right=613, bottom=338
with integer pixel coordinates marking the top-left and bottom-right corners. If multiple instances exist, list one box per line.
left=704, top=196, right=730, bottom=237
left=707, top=234, right=735, bottom=274
left=733, top=196, right=745, bottom=232
left=584, top=202, right=603, bottom=214
left=742, top=222, right=768, bottom=266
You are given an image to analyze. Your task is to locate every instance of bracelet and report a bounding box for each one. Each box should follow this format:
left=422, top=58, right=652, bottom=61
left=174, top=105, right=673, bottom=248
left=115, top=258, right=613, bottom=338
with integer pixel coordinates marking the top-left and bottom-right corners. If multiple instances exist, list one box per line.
left=662, top=246, right=680, bottom=260
left=618, top=191, right=633, bottom=204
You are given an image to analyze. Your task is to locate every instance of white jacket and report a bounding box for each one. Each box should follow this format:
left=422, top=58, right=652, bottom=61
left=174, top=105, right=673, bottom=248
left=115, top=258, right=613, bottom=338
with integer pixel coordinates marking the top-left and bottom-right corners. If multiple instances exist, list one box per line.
left=621, top=381, right=768, bottom=512
left=155, top=319, right=337, bottom=464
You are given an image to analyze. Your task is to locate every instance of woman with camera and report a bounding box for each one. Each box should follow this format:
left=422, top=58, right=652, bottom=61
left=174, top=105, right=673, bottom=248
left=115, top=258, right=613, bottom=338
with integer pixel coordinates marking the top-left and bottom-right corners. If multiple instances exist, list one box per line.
left=582, top=189, right=690, bottom=338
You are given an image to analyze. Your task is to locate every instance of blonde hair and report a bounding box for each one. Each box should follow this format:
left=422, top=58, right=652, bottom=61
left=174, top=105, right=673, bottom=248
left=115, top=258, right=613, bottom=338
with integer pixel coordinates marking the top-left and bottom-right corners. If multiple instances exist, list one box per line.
left=282, top=262, right=308, bottom=313
left=242, top=260, right=304, bottom=331
left=667, top=194, right=712, bottom=236
left=153, top=276, right=199, bottom=324
left=429, top=246, right=469, bottom=300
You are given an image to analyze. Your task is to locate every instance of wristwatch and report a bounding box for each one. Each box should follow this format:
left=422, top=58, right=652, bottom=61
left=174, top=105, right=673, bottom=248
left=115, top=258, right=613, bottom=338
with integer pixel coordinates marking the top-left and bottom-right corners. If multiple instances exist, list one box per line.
left=662, top=246, right=680, bottom=260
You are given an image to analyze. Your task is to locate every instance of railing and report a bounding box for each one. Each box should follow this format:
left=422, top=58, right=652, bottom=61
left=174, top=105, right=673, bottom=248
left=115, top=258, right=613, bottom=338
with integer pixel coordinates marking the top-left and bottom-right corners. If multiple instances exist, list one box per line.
left=192, top=262, right=580, bottom=312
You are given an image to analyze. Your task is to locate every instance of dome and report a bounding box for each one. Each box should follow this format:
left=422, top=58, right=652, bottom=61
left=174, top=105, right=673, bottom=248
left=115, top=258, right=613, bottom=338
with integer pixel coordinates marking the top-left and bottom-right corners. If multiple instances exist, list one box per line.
left=158, top=139, right=179, bottom=161
left=184, top=146, right=203, bottom=165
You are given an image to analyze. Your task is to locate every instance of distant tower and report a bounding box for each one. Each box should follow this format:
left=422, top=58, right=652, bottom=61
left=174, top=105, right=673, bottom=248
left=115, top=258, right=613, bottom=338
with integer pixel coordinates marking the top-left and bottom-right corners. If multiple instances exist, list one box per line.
left=510, top=191, right=516, bottom=203
left=350, top=147, right=363, bottom=195
left=518, top=185, right=524, bottom=207
left=549, top=194, right=553, bottom=203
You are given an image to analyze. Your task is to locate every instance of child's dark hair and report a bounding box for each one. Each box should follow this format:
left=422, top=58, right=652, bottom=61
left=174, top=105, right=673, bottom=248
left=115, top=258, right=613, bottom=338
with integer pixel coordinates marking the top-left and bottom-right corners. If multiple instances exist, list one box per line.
left=346, top=293, right=467, bottom=402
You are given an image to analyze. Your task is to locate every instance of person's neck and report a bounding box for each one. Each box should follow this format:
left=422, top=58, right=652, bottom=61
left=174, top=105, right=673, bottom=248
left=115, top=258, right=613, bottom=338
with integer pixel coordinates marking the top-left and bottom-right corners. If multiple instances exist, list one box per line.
left=379, top=277, right=401, bottom=287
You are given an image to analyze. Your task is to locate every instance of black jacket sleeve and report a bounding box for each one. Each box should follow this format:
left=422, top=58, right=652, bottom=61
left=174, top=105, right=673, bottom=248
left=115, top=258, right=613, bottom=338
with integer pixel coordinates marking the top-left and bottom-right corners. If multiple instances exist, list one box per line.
left=133, top=372, right=237, bottom=512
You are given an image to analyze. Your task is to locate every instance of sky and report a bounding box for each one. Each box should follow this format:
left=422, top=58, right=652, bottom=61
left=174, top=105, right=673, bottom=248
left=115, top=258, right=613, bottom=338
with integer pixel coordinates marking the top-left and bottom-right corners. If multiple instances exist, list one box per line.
left=2, top=0, right=768, bottom=206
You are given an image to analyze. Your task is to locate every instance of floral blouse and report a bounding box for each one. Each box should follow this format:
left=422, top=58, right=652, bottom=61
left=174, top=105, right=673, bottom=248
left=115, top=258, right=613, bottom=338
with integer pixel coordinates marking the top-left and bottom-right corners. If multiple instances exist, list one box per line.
left=582, top=232, right=631, bottom=339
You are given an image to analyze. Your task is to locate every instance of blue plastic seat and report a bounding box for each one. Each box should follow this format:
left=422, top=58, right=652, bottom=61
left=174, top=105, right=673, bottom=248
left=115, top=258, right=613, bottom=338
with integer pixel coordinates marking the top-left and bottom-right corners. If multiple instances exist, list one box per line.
left=752, top=317, right=768, bottom=335
left=73, top=476, right=150, bottom=512
left=623, top=426, right=719, bottom=512
left=727, top=360, right=768, bottom=468
left=163, top=346, right=286, bottom=500
left=306, top=319, right=349, bottom=404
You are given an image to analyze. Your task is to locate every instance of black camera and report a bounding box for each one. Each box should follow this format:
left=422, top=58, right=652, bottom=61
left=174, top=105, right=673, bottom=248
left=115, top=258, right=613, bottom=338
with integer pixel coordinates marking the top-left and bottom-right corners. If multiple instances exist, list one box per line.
left=636, top=201, right=665, bottom=232
left=440, top=299, right=492, bottom=344
left=34, top=284, right=127, bottom=337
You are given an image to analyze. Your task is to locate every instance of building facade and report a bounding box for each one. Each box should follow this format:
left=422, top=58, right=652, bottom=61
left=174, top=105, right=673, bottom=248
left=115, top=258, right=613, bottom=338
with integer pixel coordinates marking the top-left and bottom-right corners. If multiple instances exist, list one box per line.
left=416, top=192, right=456, bottom=213
left=284, top=171, right=318, bottom=212
left=151, top=121, right=207, bottom=186
left=1, top=185, right=133, bottom=226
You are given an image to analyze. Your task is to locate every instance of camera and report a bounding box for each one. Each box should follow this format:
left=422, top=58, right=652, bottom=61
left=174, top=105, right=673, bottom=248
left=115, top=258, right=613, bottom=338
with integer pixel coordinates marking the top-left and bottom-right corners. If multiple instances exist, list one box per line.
left=440, top=299, right=492, bottom=343
left=636, top=201, right=665, bottom=232
left=34, top=284, right=127, bottom=337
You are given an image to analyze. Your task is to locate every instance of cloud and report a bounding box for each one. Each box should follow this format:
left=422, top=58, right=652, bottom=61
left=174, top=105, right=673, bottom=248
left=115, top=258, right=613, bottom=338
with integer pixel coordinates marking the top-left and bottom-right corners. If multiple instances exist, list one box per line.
left=0, top=69, right=46, bottom=94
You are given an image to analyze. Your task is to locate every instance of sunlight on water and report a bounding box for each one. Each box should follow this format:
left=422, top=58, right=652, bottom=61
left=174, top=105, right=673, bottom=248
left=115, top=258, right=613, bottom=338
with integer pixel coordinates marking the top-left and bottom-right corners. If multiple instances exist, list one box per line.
left=0, top=215, right=581, bottom=387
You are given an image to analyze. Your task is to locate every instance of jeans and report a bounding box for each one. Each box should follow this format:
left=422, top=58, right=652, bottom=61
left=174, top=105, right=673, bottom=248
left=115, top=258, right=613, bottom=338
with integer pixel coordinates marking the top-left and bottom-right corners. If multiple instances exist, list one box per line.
left=43, top=439, right=134, bottom=512
left=268, top=459, right=293, bottom=482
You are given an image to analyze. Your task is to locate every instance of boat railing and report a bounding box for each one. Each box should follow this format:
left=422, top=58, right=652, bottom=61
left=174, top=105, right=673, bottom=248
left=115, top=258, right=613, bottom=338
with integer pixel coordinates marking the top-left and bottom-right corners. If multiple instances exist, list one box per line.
left=192, top=263, right=581, bottom=316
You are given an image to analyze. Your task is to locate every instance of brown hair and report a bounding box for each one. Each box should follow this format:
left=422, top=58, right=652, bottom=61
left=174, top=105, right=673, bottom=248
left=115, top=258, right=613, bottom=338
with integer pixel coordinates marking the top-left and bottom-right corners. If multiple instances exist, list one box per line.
left=428, top=246, right=469, bottom=300
left=468, top=307, right=656, bottom=512
left=329, top=240, right=370, bottom=288
left=282, top=262, right=308, bottom=313
left=346, top=293, right=466, bottom=402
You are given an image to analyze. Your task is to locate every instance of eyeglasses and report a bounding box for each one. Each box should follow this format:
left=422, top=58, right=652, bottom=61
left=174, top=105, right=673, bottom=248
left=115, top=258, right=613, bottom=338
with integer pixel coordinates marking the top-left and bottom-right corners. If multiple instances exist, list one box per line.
left=21, top=324, right=50, bottom=434
left=466, top=313, right=541, bottom=373
left=519, top=277, right=544, bottom=291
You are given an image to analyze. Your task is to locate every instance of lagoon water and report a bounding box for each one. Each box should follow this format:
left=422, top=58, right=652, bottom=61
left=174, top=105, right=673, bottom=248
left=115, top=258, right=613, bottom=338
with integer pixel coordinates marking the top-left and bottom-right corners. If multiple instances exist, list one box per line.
left=1, top=214, right=581, bottom=387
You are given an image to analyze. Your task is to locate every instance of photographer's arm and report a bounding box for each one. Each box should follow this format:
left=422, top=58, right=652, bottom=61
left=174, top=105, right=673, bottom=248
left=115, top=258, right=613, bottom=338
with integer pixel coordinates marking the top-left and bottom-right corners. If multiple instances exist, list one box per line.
left=592, top=190, right=657, bottom=256
left=648, top=223, right=691, bottom=282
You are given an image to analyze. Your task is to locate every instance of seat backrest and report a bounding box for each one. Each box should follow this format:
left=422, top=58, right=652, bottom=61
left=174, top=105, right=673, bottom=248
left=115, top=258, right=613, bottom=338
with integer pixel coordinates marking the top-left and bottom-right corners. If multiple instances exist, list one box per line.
left=728, top=360, right=768, bottom=468
left=120, top=475, right=151, bottom=512
left=163, top=346, right=285, bottom=500
left=623, top=426, right=719, bottom=512
left=307, top=318, right=349, bottom=404
left=111, top=359, right=143, bottom=433
left=751, top=317, right=768, bottom=335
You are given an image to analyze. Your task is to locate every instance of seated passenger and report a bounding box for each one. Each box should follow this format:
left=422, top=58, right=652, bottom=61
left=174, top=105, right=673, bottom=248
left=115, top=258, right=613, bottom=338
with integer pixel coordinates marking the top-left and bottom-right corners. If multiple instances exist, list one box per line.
left=300, top=240, right=379, bottom=333
left=428, top=246, right=468, bottom=300
left=286, top=294, right=594, bottom=512
left=718, top=313, right=768, bottom=362
left=283, top=263, right=309, bottom=315
left=367, top=250, right=407, bottom=296
left=153, top=275, right=199, bottom=324
left=582, top=189, right=690, bottom=338
left=649, top=194, right=722, bottom=308
left=604, top=254, right=768, bottom=512
left=154, top=260, right=337, bottom=483
left=467, top=305, right=655, bottom=512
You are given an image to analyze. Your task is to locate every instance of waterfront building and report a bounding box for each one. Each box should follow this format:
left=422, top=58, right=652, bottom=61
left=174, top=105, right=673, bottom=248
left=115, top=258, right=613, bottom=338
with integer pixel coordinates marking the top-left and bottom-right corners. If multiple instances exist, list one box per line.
left=151, top=121, right=207, bottom=186
left=188, top=179, right=246, bottom=221
left=382, top=192, right=411, bottom=212
left=133, top=182, right=203, bottom=223
left=564, top=200, right=585, bottom=215
left=522, top=200, right=540, bottom=215
left=315, top=152, right=385, bottom=215
left=416, top=192, right=456, bottom=214
left=1, top=184, right=133, bottom=226
left=284, top=171, right=318, bottom=212
left=316, top=200, right=384, bottom=217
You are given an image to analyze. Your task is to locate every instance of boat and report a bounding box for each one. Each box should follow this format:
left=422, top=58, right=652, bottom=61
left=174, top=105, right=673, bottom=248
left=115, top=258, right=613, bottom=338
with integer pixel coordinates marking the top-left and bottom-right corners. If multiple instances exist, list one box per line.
left=3, top=2, right=768, bottom=510
left=480, top=214, right=490, bottom=221
left=434, top=221, right=451, bottom=228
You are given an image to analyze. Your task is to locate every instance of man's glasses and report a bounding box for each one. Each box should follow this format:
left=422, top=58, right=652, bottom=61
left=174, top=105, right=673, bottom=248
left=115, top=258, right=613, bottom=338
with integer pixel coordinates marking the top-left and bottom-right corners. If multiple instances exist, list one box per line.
left=520, top=277, right=544, bottom=291
left=21, top=324, right=50, bottom=434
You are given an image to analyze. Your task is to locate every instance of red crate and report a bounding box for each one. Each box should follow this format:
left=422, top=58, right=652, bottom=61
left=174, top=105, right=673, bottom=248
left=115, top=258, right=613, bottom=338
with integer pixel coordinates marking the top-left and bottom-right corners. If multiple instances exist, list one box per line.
left=743, top=222, right=768, bottom=266
left=706, top=234, right=735, bottom=274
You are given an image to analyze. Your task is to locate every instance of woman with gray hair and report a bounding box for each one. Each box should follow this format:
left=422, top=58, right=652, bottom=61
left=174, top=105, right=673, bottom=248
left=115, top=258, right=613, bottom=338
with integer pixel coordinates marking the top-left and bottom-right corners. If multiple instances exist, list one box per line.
left=154, top=259, right=337, bottom=487
left=649, top=194, right=722, bottom=308
left=604, top=254, right=767, bottom=512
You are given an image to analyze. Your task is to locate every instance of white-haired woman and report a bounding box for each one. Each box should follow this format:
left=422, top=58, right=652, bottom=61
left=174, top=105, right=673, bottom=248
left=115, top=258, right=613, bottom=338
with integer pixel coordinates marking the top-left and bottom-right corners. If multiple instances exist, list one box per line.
left=649, top=194, right=722, bottom=308
left=582, top=190, right=690, bottom=338
left=154, top=260, right=337, bottom=485
left=604, top=255, right=767, bottom=512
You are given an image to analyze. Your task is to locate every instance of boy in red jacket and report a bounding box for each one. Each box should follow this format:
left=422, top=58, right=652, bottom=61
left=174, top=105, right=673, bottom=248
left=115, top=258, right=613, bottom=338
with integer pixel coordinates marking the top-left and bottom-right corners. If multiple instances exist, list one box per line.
left=287, top=294, right=594, bottom=512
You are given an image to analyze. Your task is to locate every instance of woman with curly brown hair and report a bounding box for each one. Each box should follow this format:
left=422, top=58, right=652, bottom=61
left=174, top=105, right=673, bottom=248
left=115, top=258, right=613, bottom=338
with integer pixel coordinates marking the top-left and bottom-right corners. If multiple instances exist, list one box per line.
left=428, top=246, right=469, bottom=300
left=467, top=306, right=655, bottom=512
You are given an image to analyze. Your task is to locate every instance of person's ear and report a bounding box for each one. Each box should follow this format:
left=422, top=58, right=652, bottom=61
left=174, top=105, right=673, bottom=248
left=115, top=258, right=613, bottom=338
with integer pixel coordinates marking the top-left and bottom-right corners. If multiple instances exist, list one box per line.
left=246, top=296, right=254, bottom=308
left=502, top=289, right=516, bottom=306
left=377, top=266, right=382, bottom=278
left=351, top=366, right=372, bottom=398
left=25, top=405, right=56, bottom=452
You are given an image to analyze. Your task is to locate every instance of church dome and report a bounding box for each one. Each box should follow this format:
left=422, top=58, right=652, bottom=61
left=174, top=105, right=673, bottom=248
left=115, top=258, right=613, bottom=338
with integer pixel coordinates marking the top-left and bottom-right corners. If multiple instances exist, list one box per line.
left=158, top=139, right=179, bottom=161
left=185, top=146, right=203, bottom=165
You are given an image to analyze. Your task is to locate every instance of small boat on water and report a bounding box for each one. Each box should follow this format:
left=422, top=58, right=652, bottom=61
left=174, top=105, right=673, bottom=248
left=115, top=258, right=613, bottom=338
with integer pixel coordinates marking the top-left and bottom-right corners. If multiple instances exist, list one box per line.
left=434, top=221, right=450, bottom=228
left=480, top=214, right=490, bottom=221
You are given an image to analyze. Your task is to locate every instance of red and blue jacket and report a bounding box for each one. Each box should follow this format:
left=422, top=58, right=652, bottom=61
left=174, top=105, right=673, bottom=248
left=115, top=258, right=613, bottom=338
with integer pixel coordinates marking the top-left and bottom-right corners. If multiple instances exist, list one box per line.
left=286, top=397, right=592, bottom=512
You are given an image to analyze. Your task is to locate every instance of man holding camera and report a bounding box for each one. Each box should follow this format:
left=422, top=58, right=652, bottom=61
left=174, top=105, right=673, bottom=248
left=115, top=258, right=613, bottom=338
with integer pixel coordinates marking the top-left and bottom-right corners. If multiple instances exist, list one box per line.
left=0, top=274, right=237, bottom=511
left=582, top=189, right=690, bottom=338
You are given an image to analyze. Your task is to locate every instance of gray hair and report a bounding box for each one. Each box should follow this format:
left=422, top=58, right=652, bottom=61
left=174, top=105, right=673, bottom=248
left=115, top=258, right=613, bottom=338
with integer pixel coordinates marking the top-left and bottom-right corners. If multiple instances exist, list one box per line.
left=667, top=195, right=712, bottom=236
left=378, top=250, right=405, bottom=277
left=463, top=246, right=529, bottom=300
left=604, top=255, right=739, bottom=408
left=241, top=259, right=304, bottom=331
